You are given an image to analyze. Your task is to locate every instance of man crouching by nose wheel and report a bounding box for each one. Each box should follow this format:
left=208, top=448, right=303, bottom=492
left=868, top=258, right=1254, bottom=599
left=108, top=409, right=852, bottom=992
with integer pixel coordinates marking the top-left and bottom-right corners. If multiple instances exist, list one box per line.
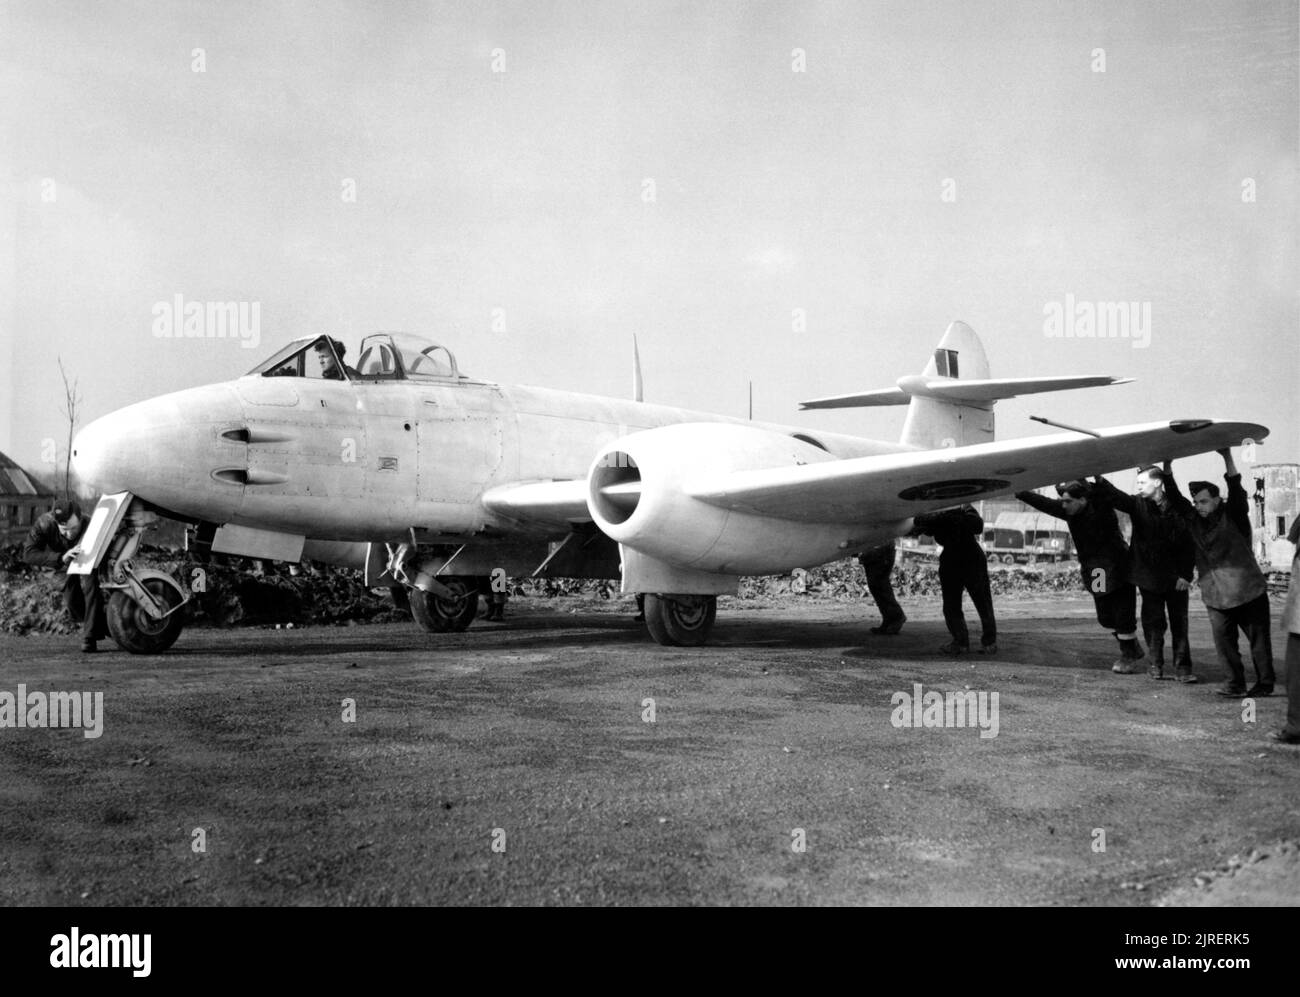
left=1016, top=479, right=1146, bottom=674
left=22, top=499, right=107, bottom=653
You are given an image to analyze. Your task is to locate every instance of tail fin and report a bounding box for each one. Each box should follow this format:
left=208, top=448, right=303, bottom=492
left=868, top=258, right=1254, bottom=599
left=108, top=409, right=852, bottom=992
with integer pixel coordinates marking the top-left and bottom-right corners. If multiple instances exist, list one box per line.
left=632, top=335, right=643, bottom=402
left=899, top=320, right=992, bottom=449
left=798, top=320, right=1132, bottom=451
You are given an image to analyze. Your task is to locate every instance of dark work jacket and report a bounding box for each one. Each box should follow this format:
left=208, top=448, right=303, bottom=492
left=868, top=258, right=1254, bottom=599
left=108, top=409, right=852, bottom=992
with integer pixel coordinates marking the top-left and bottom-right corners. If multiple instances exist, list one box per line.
left=911, top=506, right=984, bottom=563
left=1016, top=488, right=1129, bottom=593
left=22, top=512, right=82, bottom=569
left=1183, top=474, right=1266, bottom=610
left=1091, top=475, right=1194, bottom=593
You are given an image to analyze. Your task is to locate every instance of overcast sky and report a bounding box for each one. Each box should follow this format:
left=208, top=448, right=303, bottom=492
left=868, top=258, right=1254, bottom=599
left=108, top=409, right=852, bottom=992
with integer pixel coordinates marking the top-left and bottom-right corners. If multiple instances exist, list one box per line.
left=2, top=0, right=1296, bottom=490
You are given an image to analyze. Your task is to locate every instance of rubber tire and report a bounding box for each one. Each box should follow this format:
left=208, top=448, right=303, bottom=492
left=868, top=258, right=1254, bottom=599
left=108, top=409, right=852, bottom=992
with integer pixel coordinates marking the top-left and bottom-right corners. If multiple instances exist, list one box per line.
left=986, top=552, right=998, bottom=564
left=106, top=578, right=185, bottom=654
left=1002, top=554, right=1016, bottom=565
left=644, top=593, right=717, bottom=647
left=409, top=577, right=478, bottom=633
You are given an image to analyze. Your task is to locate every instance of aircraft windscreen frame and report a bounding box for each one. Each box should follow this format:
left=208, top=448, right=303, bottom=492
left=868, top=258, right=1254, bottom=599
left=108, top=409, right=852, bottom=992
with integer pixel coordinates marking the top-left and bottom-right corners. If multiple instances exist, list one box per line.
left=245, top=335, right=350, bottom=381
left=245, top=332, right=466, bottom=382
left=245, top=338, right=315, bottom=377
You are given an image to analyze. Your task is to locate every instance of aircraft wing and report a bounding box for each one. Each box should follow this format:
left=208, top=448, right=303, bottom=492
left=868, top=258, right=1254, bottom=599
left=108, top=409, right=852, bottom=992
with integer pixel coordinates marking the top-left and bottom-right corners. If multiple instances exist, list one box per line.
left=684, top=419, right=1267, bottom=524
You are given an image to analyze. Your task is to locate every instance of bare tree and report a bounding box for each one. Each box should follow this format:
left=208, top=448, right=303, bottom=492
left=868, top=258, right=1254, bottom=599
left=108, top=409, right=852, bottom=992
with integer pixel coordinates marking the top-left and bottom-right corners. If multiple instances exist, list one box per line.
left=57, top=356, right=82, bottom=500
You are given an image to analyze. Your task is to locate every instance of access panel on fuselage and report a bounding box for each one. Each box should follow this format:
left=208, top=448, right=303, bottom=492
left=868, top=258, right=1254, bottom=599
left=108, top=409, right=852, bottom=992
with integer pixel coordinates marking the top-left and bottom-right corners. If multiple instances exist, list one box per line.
left=353, top=384, right=419, bottom=507
left=416, top=384, right=506, bottom=504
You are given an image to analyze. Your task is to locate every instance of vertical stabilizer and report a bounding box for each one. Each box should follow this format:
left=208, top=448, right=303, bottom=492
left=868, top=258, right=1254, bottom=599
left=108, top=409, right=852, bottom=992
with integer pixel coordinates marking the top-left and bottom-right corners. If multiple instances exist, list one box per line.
left=632, top=336, right=643, bottom=402
left=899, top=321, right=995, bottom=450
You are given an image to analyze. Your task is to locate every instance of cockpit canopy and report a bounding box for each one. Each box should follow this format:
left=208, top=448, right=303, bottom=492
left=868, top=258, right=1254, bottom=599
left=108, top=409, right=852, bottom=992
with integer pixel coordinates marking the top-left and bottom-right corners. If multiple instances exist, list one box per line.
left=245, top=333, right=465, bottom=382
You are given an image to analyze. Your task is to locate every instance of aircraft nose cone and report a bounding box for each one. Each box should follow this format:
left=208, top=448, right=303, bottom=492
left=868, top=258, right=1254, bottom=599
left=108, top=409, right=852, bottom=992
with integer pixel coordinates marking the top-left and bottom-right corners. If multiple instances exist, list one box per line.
left=71, top=385, right=246, bottom=521
left=71, top=414, right=124, bottom=493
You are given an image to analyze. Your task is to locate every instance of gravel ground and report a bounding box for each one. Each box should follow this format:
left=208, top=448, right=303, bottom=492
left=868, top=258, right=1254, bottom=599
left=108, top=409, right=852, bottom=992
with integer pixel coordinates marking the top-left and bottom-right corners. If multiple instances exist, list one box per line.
left=0, top=591, right=1296, bottom=906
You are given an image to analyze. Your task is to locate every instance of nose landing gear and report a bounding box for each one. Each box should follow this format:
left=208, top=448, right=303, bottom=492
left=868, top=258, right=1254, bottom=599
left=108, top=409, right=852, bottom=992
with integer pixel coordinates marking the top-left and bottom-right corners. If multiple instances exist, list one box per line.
left=106, top=571, right=187, bottom=653
left=85, top=495, right=190, bottom=654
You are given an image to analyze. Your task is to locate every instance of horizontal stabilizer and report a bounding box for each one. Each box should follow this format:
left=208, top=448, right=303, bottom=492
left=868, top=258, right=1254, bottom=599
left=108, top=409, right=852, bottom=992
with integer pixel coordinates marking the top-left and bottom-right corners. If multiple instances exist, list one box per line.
left=908, top=374, right=1133, bottom=403
left=800, top=375, right=1130, bottom=410
left=799, top=387, right=910, bottom=410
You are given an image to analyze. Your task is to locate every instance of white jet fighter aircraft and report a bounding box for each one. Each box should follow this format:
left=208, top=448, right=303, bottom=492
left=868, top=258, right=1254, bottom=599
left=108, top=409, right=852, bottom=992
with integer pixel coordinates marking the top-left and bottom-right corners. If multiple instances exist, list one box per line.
left=69, top=321, right=1266, bottom=652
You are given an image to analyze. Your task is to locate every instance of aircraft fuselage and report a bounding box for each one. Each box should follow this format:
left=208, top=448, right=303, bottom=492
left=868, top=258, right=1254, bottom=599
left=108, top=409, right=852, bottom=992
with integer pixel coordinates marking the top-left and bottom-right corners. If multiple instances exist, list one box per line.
left=73, top=371, right=908, bottom=544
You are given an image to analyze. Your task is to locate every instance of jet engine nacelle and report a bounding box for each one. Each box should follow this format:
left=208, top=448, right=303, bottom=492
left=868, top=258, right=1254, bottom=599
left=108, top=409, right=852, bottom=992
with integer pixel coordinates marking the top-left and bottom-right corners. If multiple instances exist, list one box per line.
left=587, top=423, right=895, bottom=576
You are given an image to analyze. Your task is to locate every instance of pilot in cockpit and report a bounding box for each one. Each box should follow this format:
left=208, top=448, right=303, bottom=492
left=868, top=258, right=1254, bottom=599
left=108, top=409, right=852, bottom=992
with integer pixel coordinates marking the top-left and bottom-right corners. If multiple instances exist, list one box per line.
left=315, top=337, right=357, bottom=380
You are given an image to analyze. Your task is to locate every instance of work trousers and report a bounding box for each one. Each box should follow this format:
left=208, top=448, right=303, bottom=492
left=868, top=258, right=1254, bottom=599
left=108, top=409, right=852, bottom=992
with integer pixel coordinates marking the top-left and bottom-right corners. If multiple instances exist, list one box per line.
left=939, top=555, right=996, bottom=648
left=863, top=558, right=904, bottom=628
left=1139, top=586, right=1191, bottom=672
left=63, top=572, right=106, bottom=641
left=1281, top=633, right=1300, bottom=739
left=1093, top=581, right=1137, bottom=634
left=1206, top=593, right=1275, bottom=688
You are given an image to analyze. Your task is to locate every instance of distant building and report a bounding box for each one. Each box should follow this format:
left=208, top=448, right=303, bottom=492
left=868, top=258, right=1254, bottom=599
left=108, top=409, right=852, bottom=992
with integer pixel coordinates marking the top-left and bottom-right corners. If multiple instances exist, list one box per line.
left=1250, top=463, right=1298, bottom=569
left=0, top=451, right=56, bottom=542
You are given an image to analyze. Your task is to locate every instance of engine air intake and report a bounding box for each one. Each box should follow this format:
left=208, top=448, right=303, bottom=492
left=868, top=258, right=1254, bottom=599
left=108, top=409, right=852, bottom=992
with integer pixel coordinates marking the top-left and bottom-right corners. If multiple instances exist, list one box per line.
left=590, top=452, right=641, bottom=525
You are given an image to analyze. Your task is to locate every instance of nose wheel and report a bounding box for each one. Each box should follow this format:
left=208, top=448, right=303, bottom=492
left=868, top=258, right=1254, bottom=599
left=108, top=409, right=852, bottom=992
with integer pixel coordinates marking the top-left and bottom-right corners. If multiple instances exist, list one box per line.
left=106, top=576, right=186, bottom=654
left=643, top=594, right=716, bottom=646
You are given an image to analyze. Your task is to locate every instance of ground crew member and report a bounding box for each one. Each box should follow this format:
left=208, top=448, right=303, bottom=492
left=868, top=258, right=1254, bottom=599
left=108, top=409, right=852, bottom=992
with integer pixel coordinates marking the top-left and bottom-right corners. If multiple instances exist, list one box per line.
left=1092, top=464, right=1197, bottom=682
left=1092, top=462, right=1190, bottom=681
left=484, top=590, right=508, bottom=622
left=1273, top=514, right=1300, bottom=744
left=22, top=499, right=106, bottom=653
left=1017, top=479, right=1145, bottom=673
left=910, top=505, right=996, bottom=654
left=858, top=540, right=906, bottom=635
left=1183, top=449, right=1275, bottom=697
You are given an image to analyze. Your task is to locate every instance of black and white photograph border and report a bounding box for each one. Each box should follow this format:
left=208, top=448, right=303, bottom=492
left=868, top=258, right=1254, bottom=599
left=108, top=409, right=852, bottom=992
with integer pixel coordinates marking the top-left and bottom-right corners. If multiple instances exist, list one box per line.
left=1, top=0, right=1297, bottom=916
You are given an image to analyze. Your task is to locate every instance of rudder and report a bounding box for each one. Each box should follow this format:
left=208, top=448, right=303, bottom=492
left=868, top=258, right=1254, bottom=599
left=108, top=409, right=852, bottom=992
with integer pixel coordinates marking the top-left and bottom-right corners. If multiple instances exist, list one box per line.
left=899, top=321, right=995, bottom=450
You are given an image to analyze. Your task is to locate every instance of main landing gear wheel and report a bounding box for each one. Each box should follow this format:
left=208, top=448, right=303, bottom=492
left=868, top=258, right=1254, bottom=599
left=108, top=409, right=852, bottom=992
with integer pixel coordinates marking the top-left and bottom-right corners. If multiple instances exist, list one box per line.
left=643, top=594, right=717, bottom=647
left=106, top=578, right=185, bottom=654
left=409, top=576, right=478, bottom=633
